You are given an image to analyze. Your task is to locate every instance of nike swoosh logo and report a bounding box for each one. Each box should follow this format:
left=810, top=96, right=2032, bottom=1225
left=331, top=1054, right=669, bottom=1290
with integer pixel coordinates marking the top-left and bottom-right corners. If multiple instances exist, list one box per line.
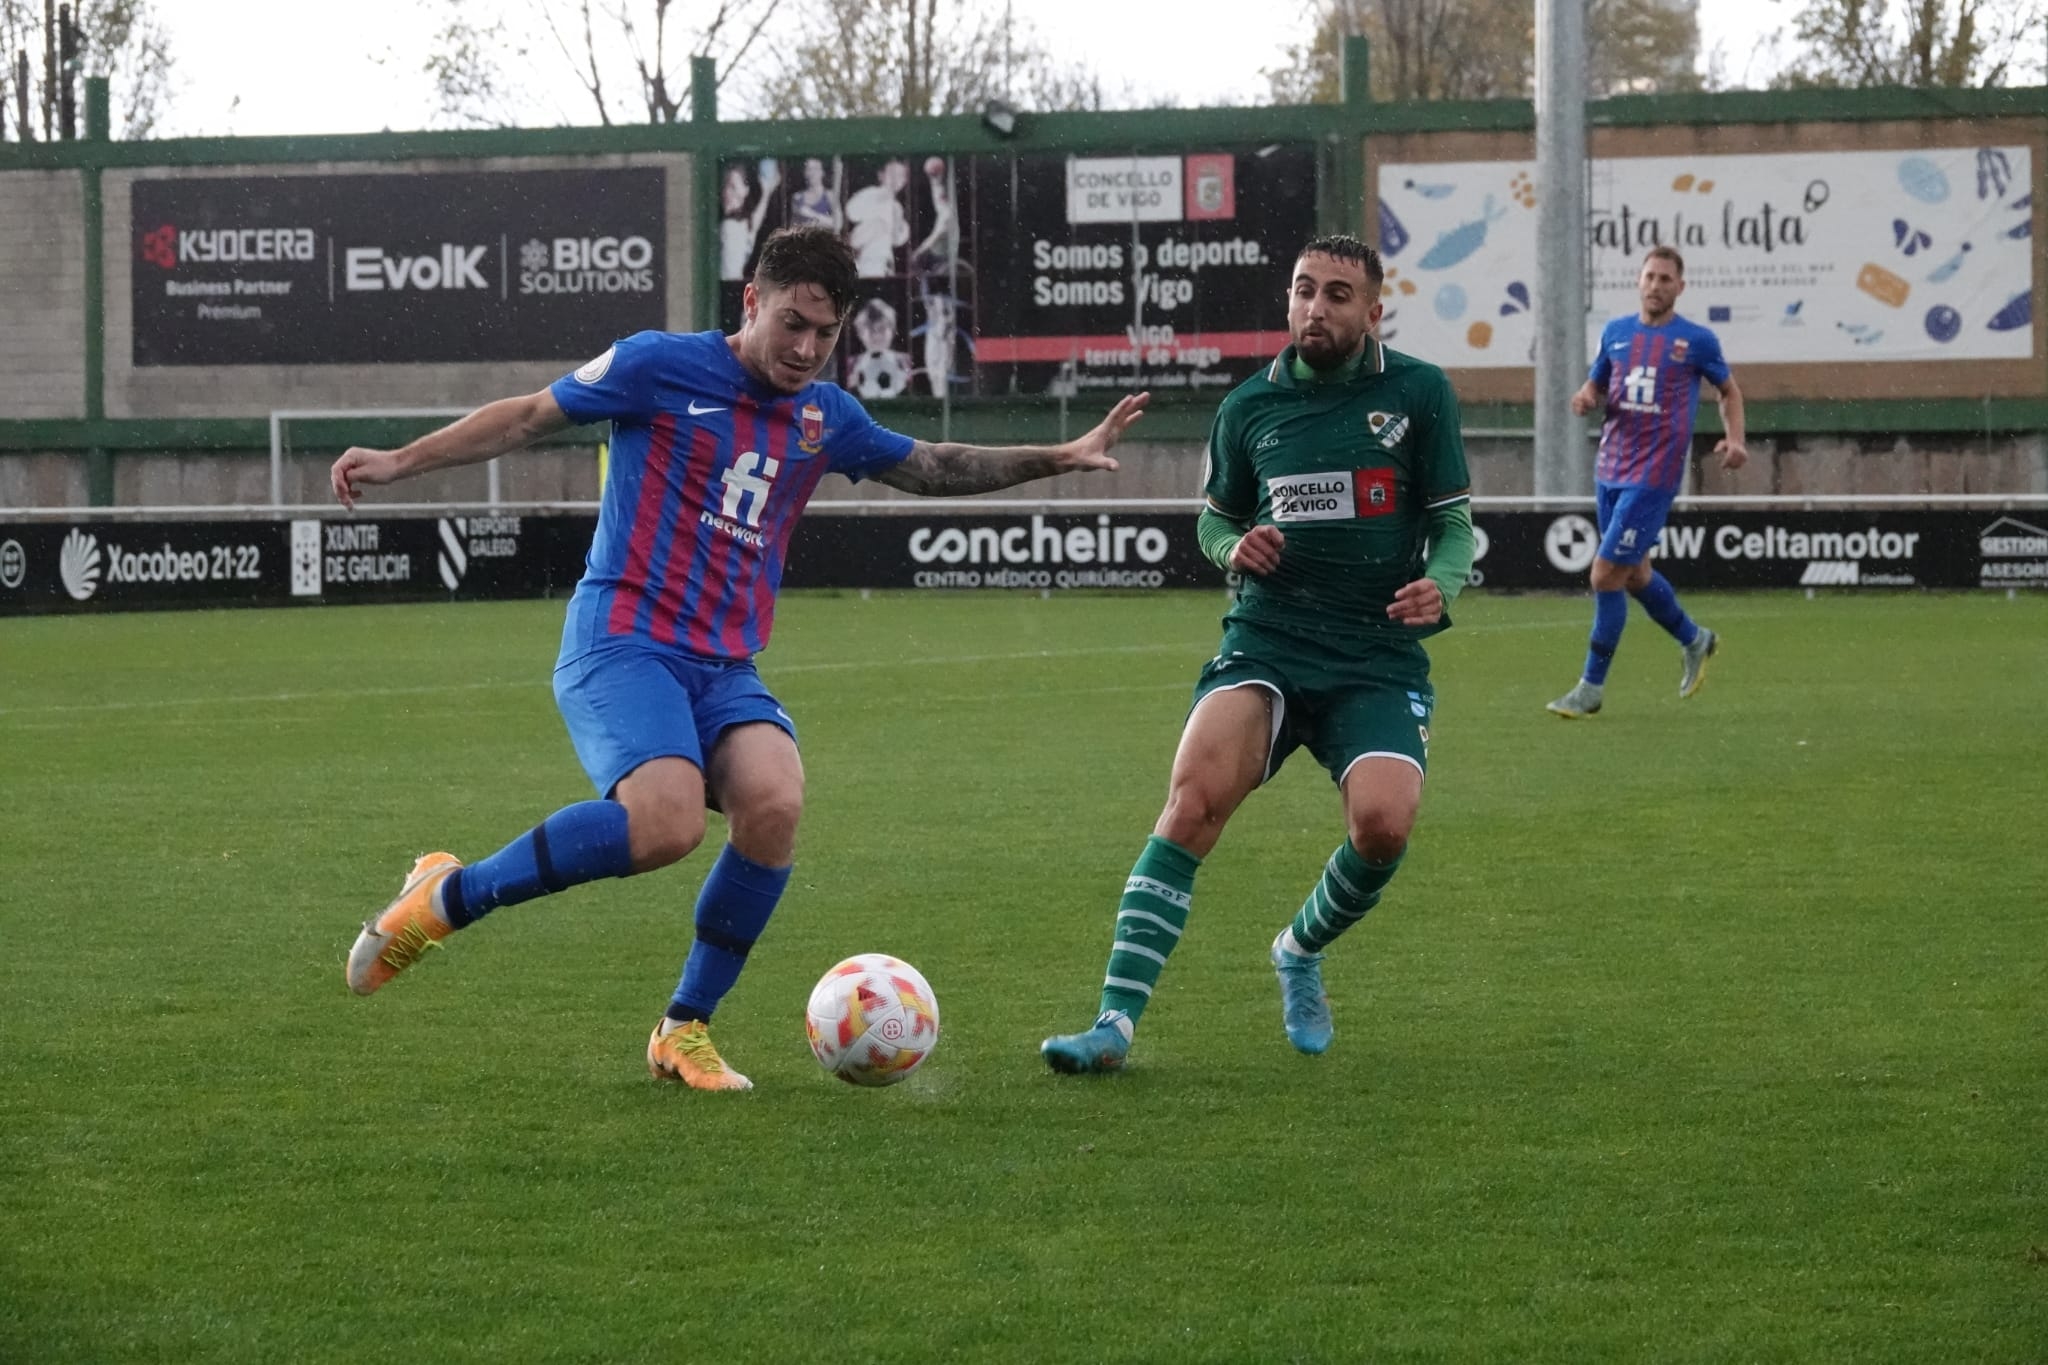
left=688, top=401, right=727, bottom=415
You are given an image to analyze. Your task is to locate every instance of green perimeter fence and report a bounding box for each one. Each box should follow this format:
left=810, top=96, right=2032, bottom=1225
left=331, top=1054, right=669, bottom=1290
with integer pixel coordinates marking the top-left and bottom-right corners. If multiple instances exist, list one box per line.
left=1, top=42, right=2045, bottom=505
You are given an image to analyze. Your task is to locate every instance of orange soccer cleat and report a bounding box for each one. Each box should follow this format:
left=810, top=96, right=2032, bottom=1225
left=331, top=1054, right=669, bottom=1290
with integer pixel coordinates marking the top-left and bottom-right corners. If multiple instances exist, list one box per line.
left=646, top=1019, right=754, bottom=1092
left=345, top=852, right=462, bottom=996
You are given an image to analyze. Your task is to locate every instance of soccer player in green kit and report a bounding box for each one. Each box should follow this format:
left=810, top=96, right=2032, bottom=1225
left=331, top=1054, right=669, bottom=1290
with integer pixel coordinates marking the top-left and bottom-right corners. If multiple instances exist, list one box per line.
left=1042, top=234, right=1476, bottom=1072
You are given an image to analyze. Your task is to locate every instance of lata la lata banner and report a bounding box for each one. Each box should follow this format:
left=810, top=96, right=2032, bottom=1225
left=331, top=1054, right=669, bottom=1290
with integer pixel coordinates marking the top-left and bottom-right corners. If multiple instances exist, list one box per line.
left=715, top=145, right=1316, bottom=402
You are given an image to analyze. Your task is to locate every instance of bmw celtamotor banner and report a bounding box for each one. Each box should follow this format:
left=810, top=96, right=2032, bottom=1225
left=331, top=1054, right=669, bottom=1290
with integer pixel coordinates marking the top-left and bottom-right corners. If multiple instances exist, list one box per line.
left=0, top=509, right=2039, bottom=615
left=130, top=169, right=667, bottom=365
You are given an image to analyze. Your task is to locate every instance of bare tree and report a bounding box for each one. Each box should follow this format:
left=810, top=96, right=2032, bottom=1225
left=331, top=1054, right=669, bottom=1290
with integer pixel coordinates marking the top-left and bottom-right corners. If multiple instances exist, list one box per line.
left=1771, top=0, right=2044, bottom=87
left=424, top=0, right=781, bottom=128
left=1264, top=0, right=1703, bottom=104
left=0, top=0, right=172, bottom=139
left=743, top=0, right=1103, bottom=120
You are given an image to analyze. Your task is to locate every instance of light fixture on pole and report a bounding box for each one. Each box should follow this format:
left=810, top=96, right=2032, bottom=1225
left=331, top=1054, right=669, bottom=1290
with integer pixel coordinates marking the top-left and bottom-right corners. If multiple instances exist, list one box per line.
left=980, top=99, right=1018, bottom=138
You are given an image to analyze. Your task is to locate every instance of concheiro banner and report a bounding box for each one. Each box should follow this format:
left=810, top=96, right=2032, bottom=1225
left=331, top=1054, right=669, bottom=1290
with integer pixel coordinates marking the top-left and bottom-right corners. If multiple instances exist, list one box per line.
left=1, top=508, right=2040, bottom=616
left=131, top=168, right=668, bottom=365
left=715, top=145, right=1315, bottom=402
left=1377, top=146, right=2035, bottom=367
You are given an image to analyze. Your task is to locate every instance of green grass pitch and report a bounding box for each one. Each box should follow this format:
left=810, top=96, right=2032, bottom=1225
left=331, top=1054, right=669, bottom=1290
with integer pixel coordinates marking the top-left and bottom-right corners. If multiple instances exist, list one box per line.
left=2, top=589, right=2043, bottom=1363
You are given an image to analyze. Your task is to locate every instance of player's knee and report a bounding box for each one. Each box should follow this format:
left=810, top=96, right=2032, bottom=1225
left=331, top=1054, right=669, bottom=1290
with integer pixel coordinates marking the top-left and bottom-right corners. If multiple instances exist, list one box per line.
left=1346, top=811, right=1411, bottom=864
left=1157, top=782, right=1236, bottom=848
left=629, top=805, right=706, bottom=871
left=727, top=786, right=804, bottom=863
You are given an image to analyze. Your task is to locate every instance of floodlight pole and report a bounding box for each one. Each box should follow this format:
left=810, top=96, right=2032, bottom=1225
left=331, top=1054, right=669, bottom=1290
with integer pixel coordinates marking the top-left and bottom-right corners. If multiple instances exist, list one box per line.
left=1533, top=0, right=1590, bottom=499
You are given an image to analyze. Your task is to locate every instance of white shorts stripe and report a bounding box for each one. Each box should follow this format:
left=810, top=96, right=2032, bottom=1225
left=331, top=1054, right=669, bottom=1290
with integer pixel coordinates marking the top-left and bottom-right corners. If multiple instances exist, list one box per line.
left=1116, top=907, right=1185, bottom=937
left=1103, top=975, right=1154, bottom=998
left=1111, top=940, right=1169, bottom=966
left=1338, top=749, right=1425, bottom=788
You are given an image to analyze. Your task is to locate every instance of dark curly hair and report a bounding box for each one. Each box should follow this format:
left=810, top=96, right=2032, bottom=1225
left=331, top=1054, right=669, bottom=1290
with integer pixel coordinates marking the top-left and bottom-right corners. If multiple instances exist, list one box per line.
left=752, top=226, right=860, bottom=320
left=1296, top=233, right=1385, bottom=293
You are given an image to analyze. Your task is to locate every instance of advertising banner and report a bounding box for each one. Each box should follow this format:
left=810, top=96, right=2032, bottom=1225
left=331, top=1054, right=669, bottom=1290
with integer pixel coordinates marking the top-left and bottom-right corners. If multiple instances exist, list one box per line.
left=4, top=508, right=2038, bottom=616
left=131, top=168, right=668, bottom=365
left=1466, top=508, right=2048, bottom=591
left=1377, top=146, right=2035, bottom=367
left=785, top=511, right=1215, bottom=591
left=0, top=516, right=591, bottom=613
left=716, top=145, right=1315, bottom=401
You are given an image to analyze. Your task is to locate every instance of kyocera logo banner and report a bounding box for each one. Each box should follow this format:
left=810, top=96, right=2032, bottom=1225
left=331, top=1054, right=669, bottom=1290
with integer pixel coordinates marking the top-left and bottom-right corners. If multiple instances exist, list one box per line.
left=131, top=169, right=667, bottom=366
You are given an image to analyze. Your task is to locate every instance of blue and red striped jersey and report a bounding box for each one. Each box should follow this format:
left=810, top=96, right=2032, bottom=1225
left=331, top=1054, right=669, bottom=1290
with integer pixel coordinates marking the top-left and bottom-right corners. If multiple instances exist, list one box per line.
left=550, top=330, right=913, bottom=662
left=1588, top=314, right=1731, bottom=492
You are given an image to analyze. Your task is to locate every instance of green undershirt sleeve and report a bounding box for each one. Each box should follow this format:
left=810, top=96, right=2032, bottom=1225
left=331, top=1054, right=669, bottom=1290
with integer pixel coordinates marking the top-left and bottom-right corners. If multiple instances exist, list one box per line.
left=1197, top=505, right=1248, bottom=572
left=1424, top=502, right=1475, bottom=608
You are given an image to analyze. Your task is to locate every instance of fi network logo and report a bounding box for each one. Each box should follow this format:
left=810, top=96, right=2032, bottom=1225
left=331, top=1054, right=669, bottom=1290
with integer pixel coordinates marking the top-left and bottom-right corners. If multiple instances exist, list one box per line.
left=1622, top=365, right=1658, bottom=407
left=60, top=528, right=103, bottom=601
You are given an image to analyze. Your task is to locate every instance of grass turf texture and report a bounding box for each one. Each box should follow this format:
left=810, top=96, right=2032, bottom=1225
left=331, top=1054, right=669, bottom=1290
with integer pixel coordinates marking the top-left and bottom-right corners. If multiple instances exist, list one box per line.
left=1, top=590, right=2042, bottom=1364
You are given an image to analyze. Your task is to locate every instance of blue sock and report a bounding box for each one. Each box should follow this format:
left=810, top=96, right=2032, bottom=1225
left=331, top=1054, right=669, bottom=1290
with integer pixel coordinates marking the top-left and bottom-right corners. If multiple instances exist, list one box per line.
left=665, top=844, right=791, bottom=1023
left=1630, top=571, right=1699, bottom=646
left=440, top=800, right=634, bottom=929
left=1582, top=590, right=1627, bottom=686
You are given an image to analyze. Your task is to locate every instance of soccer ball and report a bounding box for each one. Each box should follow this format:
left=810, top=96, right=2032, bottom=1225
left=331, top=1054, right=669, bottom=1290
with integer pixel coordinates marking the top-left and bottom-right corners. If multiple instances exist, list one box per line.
left=804, top=953, right=940, bottom=1087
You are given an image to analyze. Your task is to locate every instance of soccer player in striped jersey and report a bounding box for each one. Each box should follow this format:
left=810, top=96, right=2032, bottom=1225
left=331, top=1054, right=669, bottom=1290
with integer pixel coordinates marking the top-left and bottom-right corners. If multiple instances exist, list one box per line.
left=1548, top=245, right=1748, bottom=719
left=1041, top=235, right=1476, bottom=1072
left=330, top=226, right=1148, bottom=1091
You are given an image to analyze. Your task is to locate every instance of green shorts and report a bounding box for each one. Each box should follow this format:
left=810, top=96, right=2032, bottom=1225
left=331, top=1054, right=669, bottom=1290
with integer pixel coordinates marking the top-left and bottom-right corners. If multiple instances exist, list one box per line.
left=1191, top=618, right=1435, bottom=786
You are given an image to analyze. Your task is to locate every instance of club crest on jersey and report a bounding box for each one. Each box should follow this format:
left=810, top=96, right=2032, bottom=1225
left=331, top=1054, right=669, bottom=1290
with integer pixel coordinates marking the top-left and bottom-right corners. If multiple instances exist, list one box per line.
left=1366, top=410, right=1410, bottom=449
left=1357, top=467, right=1397, bottom=518
left=1671, top=339, right=1691, bottom=361
left=799, top=403, right=825, bottom=453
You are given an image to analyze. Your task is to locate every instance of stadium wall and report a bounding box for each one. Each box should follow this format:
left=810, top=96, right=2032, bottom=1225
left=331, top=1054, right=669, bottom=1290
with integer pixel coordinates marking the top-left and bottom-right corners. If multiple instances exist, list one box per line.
left=1, top=69, right=2044, bottom=509
left=0, top=170, right=88, bottom=420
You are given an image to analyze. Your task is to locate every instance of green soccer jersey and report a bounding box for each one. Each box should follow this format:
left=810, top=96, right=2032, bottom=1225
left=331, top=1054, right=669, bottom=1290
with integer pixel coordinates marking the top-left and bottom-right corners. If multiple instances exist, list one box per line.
left=1203, top=338, right=1472, bottom=643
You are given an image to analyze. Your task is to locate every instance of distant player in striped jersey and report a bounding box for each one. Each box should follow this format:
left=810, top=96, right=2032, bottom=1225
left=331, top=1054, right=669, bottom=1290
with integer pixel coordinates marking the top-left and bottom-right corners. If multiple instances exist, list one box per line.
left=1548, top=245, right=1748, bottom=719
left=1041, top=235, right=1476, bottom=1072
left=330, top=226, right=1148, bottom=1090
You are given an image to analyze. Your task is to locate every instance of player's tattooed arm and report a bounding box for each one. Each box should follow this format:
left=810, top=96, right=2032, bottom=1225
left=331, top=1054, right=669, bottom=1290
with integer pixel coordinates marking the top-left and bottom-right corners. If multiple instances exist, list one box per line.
left=874, top=393, right=1150, bottom=497
left=876, top=441, right=1068, bottom=496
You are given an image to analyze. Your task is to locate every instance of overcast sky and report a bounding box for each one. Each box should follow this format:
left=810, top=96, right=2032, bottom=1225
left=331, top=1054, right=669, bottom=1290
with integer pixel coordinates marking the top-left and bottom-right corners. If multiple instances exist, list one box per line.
left=141, top=0, right=1888, bottom=139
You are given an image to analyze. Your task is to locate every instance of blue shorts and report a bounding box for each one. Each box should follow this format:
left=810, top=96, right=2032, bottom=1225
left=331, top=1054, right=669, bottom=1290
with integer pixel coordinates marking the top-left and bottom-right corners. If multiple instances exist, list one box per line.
left=1595, top=482, right=1678, bottom=566
left=552, top=638, right=797, bottom=799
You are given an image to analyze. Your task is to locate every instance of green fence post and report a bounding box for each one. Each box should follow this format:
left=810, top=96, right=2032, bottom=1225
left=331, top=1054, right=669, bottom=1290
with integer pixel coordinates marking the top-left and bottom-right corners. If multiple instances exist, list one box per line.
left=1339, top=35, right=1370, bottom=240
left=692, top=56, right=719, bottom=333
left=84, top=76, right=110, bottom=505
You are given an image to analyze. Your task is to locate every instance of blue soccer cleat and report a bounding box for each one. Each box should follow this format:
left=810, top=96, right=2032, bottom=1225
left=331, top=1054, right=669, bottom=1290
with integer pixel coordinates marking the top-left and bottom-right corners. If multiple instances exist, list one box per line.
left=1041, top=1011, right=1132, bottom=1074
left=1270, top=931, right=1333, bottom=1055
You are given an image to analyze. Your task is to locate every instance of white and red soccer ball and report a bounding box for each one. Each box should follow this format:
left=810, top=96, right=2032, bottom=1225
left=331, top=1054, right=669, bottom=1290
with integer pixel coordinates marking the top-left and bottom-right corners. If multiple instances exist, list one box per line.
left=804, top=953, right=940, bottom=1087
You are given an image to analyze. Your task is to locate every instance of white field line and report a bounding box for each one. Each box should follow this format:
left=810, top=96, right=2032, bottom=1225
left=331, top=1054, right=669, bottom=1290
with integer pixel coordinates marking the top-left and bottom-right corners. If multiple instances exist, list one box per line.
left=0, top=606, right=1804, bottom=723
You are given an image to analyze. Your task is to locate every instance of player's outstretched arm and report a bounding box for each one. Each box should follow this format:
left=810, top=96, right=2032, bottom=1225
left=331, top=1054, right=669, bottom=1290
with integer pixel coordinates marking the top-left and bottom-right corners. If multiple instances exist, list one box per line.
left=874, top=393, right=1148, bottom=497
left=331, top=389, right=571, bottom=509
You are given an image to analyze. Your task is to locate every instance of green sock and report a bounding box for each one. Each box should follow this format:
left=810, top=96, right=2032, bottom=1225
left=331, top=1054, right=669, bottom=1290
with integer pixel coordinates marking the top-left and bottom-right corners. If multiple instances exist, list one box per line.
left=1098, top=835, right=1200, bottom=1027
left=1288, top=841, right=1402, bottom=954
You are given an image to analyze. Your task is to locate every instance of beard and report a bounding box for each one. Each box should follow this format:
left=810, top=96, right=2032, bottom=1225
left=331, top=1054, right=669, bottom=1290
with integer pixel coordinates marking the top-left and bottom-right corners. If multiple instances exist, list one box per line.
left=1294, top=327, right=1358, bottom=369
